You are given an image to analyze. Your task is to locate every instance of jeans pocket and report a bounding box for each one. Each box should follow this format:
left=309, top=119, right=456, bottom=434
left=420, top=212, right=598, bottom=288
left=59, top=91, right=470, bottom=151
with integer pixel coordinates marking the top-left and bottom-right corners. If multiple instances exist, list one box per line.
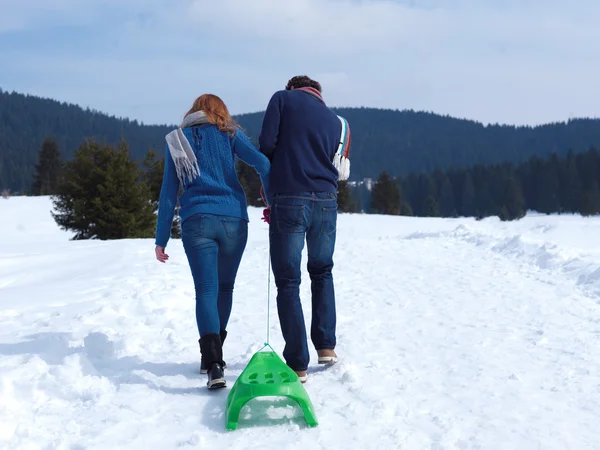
left=221, top=218, right=247, bottom=240
left=321, top=206, right=338, bottom=236
left=182, top=214, right=204, bottom=238
left=274, top=204, right=306, bottom=234
left=182, top=215, right=205, bottom=249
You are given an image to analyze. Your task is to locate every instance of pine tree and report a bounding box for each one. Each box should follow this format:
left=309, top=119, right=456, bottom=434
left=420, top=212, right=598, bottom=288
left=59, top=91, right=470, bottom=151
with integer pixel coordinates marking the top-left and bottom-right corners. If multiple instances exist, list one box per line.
left=400, top=202, right=413, bottom=216
left=535, top=158, right=560, bottom=214
left=423, top=196, right=439, bottom=217
left=581, top=181, right=600, bottom=216
left=577, top=147, right=599, bottom=194
left=236, top=159, right=263, bottom=207
left=472, top=165, right=496, bottom=218
left=371, top=171, right=401, bottom=215
left=32, top=137, right=62, bottom=195
left=518, top=157, right=539, bottom=209
left=460, top=172, right=476, bottom=217
left=142, top=149, right=164, bottom=205
left=351, top=182, right=372, bottom=213
left=51, top=139, right=156, bottom=240
left=337, top=180, right=357, bottom=213
left=143, top=149, right=181, bottom=238
left=401, top=173, right=419, bottom=213
left=500, top=176, right=526, bottom=220
left=559, top=150, right=582, bottom=212
left=437, top=172, right=455, bottom=217
left=416, top=173, right=436, bottom=216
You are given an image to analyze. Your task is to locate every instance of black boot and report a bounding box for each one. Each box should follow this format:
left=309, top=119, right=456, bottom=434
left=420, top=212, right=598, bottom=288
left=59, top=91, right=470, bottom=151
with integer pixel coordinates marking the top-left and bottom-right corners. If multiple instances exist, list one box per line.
left=200, top=330, right=227, bottom=374
left=199, top=333, right=226, bottom=390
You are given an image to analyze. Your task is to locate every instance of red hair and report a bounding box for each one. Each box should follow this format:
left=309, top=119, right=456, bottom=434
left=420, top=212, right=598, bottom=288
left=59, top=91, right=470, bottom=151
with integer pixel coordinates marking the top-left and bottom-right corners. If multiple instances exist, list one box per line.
left=185, top=94, right=239, bottom=136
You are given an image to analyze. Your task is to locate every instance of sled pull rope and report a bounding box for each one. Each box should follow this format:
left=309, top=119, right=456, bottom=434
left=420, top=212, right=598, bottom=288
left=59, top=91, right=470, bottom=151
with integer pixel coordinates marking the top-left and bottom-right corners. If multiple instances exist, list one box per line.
left=265, top=248, right=272, bottom=348
left=257, top=248, right=274, bottom=353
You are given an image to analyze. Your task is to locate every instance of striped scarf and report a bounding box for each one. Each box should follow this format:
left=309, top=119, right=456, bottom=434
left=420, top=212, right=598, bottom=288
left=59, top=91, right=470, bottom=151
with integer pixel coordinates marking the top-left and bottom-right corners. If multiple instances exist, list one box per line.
left=296, top=87, right=325, bottom=103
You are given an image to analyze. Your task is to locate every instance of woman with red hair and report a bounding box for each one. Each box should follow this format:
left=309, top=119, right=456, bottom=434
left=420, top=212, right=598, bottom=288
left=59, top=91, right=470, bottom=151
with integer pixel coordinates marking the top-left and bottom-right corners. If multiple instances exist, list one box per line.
left=154, top=94, right=270, bottom=390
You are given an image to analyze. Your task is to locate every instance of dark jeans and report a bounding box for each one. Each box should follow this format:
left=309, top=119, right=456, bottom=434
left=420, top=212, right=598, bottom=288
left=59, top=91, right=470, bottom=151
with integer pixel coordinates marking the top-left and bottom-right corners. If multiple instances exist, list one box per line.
left=181, top=214, right=248, bottom=338
left=269, top=192, right=338, bottom=371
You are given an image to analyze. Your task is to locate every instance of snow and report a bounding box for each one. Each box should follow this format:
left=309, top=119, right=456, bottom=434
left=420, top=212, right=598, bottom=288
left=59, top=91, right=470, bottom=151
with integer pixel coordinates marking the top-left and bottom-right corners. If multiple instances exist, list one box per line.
left=1, top=196, right=600, bottom=449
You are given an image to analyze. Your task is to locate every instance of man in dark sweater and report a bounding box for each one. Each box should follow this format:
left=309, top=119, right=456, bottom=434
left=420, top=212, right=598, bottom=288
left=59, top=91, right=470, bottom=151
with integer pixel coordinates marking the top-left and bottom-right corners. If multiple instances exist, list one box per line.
left=259, top=75, right=351, bottom=382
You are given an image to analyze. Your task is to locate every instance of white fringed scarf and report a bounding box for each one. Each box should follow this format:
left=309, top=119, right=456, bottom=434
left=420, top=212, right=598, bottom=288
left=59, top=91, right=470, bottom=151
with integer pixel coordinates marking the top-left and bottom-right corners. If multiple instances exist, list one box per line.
left=165, top=111, right=210, bottom=185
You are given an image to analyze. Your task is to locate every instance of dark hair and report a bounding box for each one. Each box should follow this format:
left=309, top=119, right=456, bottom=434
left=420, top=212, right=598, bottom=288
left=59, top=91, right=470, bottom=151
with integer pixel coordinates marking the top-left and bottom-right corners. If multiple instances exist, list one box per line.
left=285, top=75, right=322, bottom=92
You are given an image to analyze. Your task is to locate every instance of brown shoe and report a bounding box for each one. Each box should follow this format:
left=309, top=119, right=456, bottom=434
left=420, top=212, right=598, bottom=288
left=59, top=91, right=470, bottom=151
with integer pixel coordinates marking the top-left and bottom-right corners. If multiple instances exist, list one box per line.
left=317, top=349, right=338, bottom=365
left=295, top=370, right=308, bottom=383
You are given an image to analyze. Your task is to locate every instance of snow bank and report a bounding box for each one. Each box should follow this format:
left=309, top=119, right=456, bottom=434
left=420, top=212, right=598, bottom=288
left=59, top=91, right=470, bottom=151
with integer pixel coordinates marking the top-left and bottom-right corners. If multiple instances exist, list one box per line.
left=407, top=216, right=600, bottom=298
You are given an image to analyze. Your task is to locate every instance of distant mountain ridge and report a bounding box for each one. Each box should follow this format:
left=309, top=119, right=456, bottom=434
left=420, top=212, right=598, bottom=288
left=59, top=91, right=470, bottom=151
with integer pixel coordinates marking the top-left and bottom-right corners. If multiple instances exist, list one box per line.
left=2, top=88, right=600, bottom=192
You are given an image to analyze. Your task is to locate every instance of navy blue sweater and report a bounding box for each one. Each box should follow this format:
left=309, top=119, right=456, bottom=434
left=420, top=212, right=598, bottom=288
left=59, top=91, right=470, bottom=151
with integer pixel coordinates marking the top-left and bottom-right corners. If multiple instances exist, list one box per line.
left=258, top=90, right=342, bottom=196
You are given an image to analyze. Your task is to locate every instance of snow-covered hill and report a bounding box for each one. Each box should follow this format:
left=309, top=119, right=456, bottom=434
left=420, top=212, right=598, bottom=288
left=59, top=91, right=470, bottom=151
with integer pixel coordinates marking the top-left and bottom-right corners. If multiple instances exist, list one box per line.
left=1, top=197, right=600, bottom=449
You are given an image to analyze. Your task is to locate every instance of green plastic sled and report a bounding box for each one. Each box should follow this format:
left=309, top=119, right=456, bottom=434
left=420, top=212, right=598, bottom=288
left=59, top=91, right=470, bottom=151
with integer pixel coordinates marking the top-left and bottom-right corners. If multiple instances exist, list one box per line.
left=225, top=350, right=318, bottom=430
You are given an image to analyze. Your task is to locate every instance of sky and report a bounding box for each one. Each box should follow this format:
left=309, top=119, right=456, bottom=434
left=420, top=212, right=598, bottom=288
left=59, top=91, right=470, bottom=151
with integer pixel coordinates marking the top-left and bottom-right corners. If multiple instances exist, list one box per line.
left=0, top=0, right=599, bottom=126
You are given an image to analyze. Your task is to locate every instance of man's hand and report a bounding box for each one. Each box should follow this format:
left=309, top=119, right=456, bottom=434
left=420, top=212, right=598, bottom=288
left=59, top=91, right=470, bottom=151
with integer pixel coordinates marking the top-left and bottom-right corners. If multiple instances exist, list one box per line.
left=155, top=246, right=169, bottom=263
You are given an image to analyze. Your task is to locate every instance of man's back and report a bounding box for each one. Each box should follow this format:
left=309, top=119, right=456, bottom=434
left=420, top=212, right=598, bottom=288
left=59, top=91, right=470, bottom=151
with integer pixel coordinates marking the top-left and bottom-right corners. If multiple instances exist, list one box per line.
left=259, top=89, right=342, bottom=195
left=260, top=76, right=343, bottom=379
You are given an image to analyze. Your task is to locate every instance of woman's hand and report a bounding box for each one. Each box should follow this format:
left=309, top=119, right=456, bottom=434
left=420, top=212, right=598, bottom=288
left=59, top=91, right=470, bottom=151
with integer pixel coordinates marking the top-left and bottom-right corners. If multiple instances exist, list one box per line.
left=260, top=185, right=270, bottom=207
left=155, top=246, right=169, bottom=263
left=261, top=207, right=271, bottom=224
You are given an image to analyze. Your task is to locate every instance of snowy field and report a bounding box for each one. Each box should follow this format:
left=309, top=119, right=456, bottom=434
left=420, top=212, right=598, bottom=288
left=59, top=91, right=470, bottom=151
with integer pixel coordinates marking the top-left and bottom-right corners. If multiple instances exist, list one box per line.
left=1, top=196, right=600, bottom=449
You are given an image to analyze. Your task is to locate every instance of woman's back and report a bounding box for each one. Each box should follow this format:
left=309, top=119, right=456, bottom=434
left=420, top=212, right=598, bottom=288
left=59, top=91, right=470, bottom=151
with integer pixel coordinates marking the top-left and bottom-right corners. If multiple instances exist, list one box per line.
left=155, top=124, right=270, bottom=248
left=179, top=124, right=247, bottom=218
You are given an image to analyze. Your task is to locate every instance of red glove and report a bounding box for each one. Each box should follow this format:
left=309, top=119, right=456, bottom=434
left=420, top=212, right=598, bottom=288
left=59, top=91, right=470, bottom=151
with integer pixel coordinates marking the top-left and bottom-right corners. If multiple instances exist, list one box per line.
left=261, top=207, right=271, bottom=224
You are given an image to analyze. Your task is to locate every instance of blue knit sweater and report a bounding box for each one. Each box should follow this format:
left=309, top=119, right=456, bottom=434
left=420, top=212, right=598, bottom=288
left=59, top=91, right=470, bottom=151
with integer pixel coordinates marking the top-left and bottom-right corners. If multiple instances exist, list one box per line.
left=155, top=124, right=270, bottom=248
left=259, top=89, right=342, bottom=196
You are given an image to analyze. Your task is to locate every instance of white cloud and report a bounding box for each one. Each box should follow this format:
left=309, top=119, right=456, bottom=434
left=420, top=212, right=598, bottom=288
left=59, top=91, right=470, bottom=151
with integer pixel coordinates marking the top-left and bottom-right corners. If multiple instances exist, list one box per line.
left=185, top=0, right=448, bottom=50
left=1, top=0, right=599, bottom=125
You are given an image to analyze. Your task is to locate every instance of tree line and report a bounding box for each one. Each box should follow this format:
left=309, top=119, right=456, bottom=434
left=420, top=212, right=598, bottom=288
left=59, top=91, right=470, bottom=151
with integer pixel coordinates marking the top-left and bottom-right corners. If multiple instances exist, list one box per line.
left=5, top=88, right=600, bottom=193
left=362, top=147, right=600, bottom=220
left=25, top=136, right=600, bottom=242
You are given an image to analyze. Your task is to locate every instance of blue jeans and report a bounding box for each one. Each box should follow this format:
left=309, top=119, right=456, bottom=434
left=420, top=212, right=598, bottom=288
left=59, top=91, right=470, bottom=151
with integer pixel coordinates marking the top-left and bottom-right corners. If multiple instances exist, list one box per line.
left=181, top=214, right=248, bottom=337
left=269, top=192, right=338, bottom=371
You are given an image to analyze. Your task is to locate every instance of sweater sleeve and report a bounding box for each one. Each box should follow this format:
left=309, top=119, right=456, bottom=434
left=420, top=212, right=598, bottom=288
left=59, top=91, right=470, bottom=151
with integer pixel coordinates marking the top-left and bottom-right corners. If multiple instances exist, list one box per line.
left=154, top=145, right=179, bottom=248
left=232, top=131, right=272, bottom=205
left=258, top=91, right=283, bottom=160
